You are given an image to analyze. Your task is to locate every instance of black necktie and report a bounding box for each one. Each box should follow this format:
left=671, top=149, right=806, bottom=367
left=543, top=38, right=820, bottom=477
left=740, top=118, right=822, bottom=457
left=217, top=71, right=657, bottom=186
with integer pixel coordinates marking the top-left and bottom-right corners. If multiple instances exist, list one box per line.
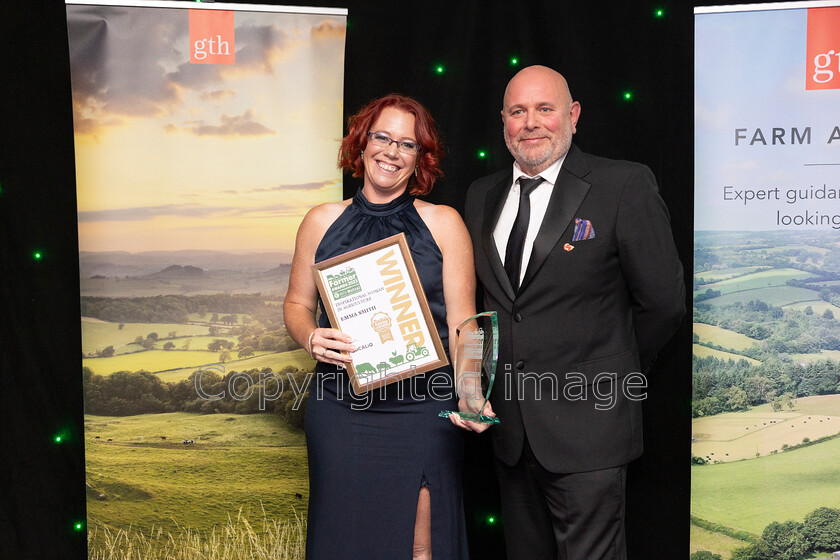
left=504, top=176, right=543, bottom=293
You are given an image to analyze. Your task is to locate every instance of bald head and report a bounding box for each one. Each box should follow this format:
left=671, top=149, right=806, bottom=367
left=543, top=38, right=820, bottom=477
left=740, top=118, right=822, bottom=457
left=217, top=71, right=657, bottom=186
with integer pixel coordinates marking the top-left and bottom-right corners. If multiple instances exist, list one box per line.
left=501, top=65, right=580, bottom=176
left=503, top=65, right=573, bottom=111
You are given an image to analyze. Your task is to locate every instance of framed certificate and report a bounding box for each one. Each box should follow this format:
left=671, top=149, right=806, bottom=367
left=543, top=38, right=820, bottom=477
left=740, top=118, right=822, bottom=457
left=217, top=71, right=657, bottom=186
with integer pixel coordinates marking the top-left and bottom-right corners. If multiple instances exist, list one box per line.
left=312, top=232, right=449, bottom=393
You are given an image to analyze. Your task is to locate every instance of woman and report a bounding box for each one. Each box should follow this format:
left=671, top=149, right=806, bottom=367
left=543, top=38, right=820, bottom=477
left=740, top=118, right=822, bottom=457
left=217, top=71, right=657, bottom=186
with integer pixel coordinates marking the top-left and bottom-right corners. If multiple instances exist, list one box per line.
left=284, top=94, right=484, bottom=559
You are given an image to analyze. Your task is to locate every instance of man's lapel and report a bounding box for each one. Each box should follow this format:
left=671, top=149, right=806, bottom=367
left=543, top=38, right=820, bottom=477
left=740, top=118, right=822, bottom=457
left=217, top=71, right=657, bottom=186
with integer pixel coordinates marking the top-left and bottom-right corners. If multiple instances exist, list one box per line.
left=519, top=144, right=591, bottom=293
left=481, top=171, right=516, bottom=301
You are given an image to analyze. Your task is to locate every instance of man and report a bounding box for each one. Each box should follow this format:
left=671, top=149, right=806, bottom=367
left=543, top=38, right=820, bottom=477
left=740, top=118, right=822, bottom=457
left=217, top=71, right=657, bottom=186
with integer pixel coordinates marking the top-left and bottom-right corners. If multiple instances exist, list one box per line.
left=463, top=65, right=685, bottom=559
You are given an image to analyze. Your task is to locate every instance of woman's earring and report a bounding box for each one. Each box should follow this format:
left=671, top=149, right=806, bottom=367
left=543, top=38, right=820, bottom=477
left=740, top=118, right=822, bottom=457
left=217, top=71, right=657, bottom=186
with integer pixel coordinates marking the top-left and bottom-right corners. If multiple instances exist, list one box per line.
left=361, top=150, right=364, bottom=157
left=414, top=167, right=418, bottom=176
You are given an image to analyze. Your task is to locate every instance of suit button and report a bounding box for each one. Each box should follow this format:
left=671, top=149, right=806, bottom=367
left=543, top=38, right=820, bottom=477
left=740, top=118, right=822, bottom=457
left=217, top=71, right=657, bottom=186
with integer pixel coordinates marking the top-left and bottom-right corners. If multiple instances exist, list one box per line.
left=515, top=361, right=524, bottom=370
left=514, top=313, right=523, bottom=322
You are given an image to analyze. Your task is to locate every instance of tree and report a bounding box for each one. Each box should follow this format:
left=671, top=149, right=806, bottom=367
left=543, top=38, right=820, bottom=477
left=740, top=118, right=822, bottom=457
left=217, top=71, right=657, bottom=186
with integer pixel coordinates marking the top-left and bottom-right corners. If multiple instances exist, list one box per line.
left=730, top=542, right=769, bottom=560
left=181, top=338, right=192, bottom=350
left=761, top=520, right=811, bottom=560
left=823, top=308, right=834, bottom=320
left=690, top=552, right=723, bottom=560
left=804, top=306, right=814, bottom=315
left=238, top=346, right=255, bottom=359
left=163, top=341, right=175, bottom=350
left=99, top=345, right=115, bottom=357
left=725, top=386, right=750, bottom=412
left=803, top=506, right=840, bottom=551
left=147, top=332, right=159, bottom=341
left=219, top=349, right=231, bottom=363
left=118, top=323, right=125, bottom=329
left=167, top=330, right=177, bottom=338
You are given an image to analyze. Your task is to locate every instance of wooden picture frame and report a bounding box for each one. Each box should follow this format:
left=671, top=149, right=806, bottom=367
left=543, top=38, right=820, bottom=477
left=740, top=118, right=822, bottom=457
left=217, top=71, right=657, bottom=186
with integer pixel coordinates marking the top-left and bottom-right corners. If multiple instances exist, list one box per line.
left=312, top=233, right=449, bottom=393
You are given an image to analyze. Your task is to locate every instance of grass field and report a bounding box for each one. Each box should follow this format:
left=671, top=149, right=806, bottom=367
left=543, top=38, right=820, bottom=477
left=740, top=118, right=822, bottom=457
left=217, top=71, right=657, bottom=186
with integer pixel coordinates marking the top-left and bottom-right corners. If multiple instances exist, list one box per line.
left=692, top=412, right=839, bottom=461
left=693, top=323, right=760, bottom=352
left=153, top=336, right=239, bottom=351
left=155, top=349, right=315, bottom=383
left=85, top=412, right=308, bottom=541
left=702, top=285, right=820, bottom=307
left=691, top=434, right=840, bottom=535
left=695, top=268, right=814, bottom=298
left=84, top=349, right=223, bottom=375
left=183, top=312, right=252, bottom=324
left=82, top=320, right=210, bottom=355
left=693, top=344, right=760, bottom=365
left=689, top=523, right=749, bottom=558
left=789, top=349, right=840, bottom=364
left=694, top=266, right=770, bottom=283
left=783, top=300, right=840, bottom=317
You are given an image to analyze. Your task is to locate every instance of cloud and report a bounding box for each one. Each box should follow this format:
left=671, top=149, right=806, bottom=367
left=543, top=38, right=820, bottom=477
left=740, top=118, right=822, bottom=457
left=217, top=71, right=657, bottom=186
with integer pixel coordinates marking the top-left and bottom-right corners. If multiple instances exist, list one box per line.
left=311, top=19, right=346, bottom=40
left=248, top=180, right=337, bottom=193
left=169, top=109, right=275, bottom=137
left=78, top=201, right=309, bottom=223
left=78, top=204, right=237, bottom=223
left=199, top=89, right=236, bottom=101
left=67, top=8, right=294, bottom=135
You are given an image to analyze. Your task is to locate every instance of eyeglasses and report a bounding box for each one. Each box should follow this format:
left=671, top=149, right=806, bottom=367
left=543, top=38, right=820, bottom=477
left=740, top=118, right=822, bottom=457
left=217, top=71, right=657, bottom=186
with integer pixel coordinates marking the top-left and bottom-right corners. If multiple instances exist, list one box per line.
left=366, top=132, right=421, bottom=155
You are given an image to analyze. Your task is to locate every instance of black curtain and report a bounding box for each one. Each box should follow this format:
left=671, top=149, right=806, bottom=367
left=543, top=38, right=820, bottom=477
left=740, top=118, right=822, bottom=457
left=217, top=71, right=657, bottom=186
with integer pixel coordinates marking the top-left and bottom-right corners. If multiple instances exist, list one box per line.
left=2, top=0, right=760, bottom=557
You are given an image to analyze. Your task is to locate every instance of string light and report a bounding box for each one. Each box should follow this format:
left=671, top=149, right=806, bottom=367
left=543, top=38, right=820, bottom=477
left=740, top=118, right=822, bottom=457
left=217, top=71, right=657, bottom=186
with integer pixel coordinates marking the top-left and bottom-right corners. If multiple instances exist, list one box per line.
left=73, top=520, right=85, bottom=532
left=486, top=515, right=496, bottom=525
left=33, top=250, right=44, bottom=261
left=654, top=7, right=665, bottom=19
left=477, top=150, right=487, bottom=160
left=510, top=57, right=519, bottom=66
left=622, top=90, right=634, bottom=102
left=434, top=64, right=445, bottom=75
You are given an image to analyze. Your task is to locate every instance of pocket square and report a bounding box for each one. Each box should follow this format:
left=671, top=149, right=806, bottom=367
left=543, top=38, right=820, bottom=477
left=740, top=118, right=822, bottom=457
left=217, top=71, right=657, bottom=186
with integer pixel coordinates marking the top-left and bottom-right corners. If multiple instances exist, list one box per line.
left=573, top=218, right=595, bottom=241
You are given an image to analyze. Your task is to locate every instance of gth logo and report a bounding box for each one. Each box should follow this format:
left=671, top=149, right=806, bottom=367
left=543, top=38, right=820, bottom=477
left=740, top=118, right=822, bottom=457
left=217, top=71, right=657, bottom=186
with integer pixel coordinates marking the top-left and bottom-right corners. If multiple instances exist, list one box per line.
left=806, top=7, right=840, bottom=90
left=189, top=9, right=235, bottom=65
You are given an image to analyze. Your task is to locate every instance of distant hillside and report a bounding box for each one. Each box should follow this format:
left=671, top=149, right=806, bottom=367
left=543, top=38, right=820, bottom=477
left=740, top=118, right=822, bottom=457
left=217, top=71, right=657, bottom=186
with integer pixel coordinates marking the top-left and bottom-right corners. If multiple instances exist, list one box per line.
left=145, top=265, right=207, bottom=279
left=80, top=250, right=292, bottom=278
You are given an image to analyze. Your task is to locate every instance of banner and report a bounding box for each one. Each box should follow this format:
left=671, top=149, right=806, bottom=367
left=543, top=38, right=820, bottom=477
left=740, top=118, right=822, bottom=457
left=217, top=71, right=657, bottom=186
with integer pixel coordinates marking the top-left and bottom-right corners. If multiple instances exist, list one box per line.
left=693, top=3, right=840, bottom=559
left=66, top=1, right=346, bottom=556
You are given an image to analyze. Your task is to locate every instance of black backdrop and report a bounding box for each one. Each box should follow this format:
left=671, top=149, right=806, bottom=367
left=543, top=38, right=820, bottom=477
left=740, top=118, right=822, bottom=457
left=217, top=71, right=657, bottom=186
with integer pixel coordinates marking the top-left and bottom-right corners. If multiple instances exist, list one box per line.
left=0, top=1, right=767, bottom=558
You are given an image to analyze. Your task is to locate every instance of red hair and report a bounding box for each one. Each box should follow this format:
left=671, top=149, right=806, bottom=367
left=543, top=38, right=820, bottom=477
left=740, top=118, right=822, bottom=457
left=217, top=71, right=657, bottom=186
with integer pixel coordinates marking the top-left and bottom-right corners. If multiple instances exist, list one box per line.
left=338, top=94, right=444, bottom=196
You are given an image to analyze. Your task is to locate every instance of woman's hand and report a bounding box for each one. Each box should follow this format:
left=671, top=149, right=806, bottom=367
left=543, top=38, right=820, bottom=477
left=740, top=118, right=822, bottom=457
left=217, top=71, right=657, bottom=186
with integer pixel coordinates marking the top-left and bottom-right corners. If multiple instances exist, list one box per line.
left=448, top=399, right=495, bottom=433
left=308, top=327, right=355, bottom=366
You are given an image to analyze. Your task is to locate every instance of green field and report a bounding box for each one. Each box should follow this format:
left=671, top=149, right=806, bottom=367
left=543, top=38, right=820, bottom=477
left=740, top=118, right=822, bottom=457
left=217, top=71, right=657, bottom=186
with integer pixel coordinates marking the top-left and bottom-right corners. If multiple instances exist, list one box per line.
left=789, top=349, right=840, bottom=364
left=783, top=300, right=840, bottom=317
left=155, top=348, right=315, bottom=383
left=702, top=285, right=820, bottom=307
left=689, top=523, right=750, bottom=558
left=183, top=312, right=252, bottom=323
left=692, top=434, right=840, bottom=535
left=153, top=335, right=239, bottom=351
left=85, top=412, right=308, bottom=539
left=695, top=266, right=770, bottom=283
left=84, top=349, right=223, bottom=375
left=82, top=320, right=210, bottom=355
left=693, top=323, right=760, bottom=352
left=695, top=268, right=814, bottom=298
left=693, top=344, right=760, bottom=365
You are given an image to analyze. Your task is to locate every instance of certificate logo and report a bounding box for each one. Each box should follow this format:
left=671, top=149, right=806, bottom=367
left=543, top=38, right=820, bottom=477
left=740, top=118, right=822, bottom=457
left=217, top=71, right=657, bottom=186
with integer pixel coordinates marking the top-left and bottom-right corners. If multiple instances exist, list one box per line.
left=189, top=9, right=235, bottom=65
left=327, top=267, right=362, bottom=300
left=806, top=7, right=840, bottom=90
left=371, top=312, right=394, bottom=343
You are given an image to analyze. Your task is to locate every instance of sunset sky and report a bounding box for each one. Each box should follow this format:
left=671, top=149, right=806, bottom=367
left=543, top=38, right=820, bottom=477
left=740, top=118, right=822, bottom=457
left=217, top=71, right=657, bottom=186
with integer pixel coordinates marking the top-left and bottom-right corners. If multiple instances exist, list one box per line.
left=68, top=3, right=346, bottom=252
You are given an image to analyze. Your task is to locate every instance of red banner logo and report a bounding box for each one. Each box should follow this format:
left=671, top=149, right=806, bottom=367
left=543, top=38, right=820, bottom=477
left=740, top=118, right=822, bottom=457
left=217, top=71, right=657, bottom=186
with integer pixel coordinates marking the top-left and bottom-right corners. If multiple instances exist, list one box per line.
left=189, top=9, right=235, bottom=65
left=806, top=7, right=840, bottom=90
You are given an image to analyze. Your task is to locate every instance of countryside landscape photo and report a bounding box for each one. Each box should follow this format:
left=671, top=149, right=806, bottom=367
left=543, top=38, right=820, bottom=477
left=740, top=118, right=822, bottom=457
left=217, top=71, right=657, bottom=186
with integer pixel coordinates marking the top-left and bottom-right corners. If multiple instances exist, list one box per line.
left=66, top=4, right=346, bottom=557
left=691, top=230, right=840, bottom=560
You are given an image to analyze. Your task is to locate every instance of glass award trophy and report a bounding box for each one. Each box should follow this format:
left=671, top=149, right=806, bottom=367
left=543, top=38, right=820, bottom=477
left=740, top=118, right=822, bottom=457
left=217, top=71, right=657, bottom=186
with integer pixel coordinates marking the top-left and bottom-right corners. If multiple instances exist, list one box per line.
left=439, top=311, right=500, bottom=424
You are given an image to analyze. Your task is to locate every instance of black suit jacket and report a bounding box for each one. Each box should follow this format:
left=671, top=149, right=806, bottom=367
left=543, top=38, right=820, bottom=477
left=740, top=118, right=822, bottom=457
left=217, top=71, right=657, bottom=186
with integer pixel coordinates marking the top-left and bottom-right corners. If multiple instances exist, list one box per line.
left=464, top=144, right=685, bottom=473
